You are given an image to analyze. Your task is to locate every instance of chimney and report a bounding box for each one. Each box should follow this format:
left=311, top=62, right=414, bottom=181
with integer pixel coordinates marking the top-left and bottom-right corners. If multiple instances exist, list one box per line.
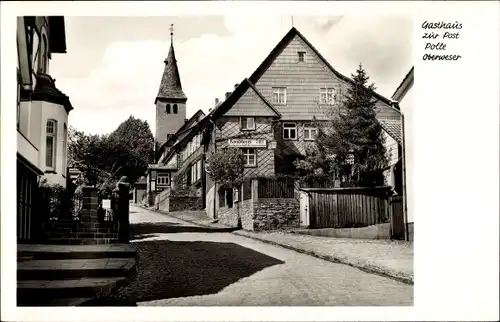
left=185, top=118, right=188, bottom=123
left=234, top=83, right=239, bottom=89
left=225, top=92, right=231, bottom=99
left=215, top=98, right=219, bottom=106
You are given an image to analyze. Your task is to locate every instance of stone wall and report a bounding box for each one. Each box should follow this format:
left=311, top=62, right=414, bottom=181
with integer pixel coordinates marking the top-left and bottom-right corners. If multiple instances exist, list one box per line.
left=169, top=196, right=204, bottom=212
left=253, top=198, right=300, bottom=231
left=238, top=199, right=254, bottom=230
left=217, top=206, right=239, bottom=228
left=216, top=198, right=299, bottom=231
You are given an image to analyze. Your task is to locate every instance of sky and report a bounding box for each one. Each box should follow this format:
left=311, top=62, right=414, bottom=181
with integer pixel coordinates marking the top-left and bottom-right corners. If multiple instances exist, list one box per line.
left=50, top=15, right=413, bottom=136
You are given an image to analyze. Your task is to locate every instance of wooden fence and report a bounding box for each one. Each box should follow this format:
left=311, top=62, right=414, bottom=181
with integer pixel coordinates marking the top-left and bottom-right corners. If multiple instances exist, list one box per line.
left=303, top=186, right=390, bottom=226
left=257, top=178, right=295, bottom=199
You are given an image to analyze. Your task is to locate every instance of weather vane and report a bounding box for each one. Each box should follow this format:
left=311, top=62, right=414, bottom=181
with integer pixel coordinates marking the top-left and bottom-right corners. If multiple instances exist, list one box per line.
left=170, top=24, right=174, bottom=43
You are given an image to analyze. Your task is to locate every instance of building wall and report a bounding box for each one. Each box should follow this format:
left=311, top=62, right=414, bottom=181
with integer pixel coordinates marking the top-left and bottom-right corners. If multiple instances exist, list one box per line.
left=401, top=86, right=414, bottom=224
left=252, top=34, right=400, bottom=121
left=17, top=132, right=39, bottom=171
left=156, top=100, right=186, bottom=148
left=36, top=100, right=69, bottom=187
left=215, top=116, right=276, bottom=178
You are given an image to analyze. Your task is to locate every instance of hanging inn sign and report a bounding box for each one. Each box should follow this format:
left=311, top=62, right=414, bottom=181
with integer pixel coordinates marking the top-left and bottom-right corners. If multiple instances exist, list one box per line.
left=228, top=138, right=267, bottom=148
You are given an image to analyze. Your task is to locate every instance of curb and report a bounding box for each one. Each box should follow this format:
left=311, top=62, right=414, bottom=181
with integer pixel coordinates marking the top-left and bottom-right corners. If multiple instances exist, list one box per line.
left=137, top=205, right=414, bottom=285
left=233, top=231, right=414, bottom=285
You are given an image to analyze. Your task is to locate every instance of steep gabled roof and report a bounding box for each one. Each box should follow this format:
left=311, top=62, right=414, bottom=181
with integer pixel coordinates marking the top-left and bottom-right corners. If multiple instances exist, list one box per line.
left=392, top=66, right=414, bottom=101
left=210, top=78, right=281, bottom=118
left=155, top=42, right=187, bottom=104
left=248, top=27, right=396, bottom=107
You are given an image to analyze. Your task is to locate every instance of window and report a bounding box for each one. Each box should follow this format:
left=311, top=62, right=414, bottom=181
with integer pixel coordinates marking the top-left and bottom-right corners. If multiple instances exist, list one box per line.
left=39, top=35, right=47, bottom=73
left=31, top=28, right=40, bottom=74
left=62, top=123, right=67, bottom=173
left=242, top=148, right=256, bottom=167
left=157, top=174, right=170, bottom=185
left=283, top=122, right=297, bottom=140
left=320, top=88, right=336, bottom=105
left=46, top=120, right=57, bottom=169
left=166, top=104, right=171, bottom=114
left=240, top=117, right=256, bottom=130
left=298, top=51, right=306, bottom=62
left=191, top=164, right=197, bottom=183
left=272, top=87, right=287, bottom=105
left=173, top=104, right=178, bottom=114
left=197, top=160, right=202, bottom=179
left=303, top=125, right=318, bottom=141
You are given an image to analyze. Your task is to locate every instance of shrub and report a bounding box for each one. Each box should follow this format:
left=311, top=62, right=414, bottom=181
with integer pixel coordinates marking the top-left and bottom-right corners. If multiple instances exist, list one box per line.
left=39, top=179, right=71, bottom=221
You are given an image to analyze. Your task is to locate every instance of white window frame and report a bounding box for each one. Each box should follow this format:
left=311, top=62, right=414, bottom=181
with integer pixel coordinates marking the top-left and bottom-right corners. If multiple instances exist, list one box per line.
left=320, top=87, right=336, bottom=105
left=62, top=123, right=67, bottom=175
left=303, top=124, right=318, bottom=141
left=272, top=87, right=287, bottom=105
left=240, top=117, right=256, bottom=131
left=31, top=28, right=40, bottom=74
left=157, top=174, right=170, bottom=186
left=298, top=51, right=306, bottom=63
left=45, top=119, right=57, bottom=170
left=242, top=148, right=256, bottom=167
left=197, top=160, right=202, bottom=181
left=283, top=122, right=297, bottom=140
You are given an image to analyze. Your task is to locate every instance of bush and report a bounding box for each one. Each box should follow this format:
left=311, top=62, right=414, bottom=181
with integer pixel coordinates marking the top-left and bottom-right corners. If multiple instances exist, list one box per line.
left=39, top=179, right=71, bottom=221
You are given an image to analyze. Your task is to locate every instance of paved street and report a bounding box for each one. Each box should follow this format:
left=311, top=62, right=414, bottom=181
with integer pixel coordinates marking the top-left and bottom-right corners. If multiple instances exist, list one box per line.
left=95, top=205, right=413, bottom=306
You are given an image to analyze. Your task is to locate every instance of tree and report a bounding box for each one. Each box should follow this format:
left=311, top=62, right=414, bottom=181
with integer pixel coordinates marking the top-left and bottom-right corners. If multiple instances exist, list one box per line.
left=206, top=148, right=245, bottom=188
left=108, top=116, right=155, bottom=183
left=67, top=116, right=154, bottom=195
left=295, top=64, right=388, bottom=186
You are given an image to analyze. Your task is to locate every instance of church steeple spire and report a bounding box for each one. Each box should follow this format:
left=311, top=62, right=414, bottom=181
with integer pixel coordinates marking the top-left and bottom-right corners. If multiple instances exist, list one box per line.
left=155, top=24, right=186, bottom=104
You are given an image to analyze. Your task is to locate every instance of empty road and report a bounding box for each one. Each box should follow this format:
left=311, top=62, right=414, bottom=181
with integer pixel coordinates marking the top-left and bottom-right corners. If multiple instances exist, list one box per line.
left=95, top=205, right=413, bottom=306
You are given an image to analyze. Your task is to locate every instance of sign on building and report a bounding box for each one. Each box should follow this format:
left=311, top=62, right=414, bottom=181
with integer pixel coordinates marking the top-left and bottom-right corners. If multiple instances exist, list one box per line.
left=228, top=138, right=267, bottom=148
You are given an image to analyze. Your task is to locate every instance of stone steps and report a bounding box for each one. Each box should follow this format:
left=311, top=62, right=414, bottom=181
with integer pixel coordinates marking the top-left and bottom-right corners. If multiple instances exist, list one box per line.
left=18, top=258, right=136, bottom=280
left=17, top=277, right=127, bottom=305
left=17, top=244, right=137, bottom=306
left=18, top=244, right=136, bottom=260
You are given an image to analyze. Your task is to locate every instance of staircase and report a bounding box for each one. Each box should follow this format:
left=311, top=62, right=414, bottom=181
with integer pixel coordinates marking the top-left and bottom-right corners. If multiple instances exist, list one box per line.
left=17, top=244, right=137, bottom=306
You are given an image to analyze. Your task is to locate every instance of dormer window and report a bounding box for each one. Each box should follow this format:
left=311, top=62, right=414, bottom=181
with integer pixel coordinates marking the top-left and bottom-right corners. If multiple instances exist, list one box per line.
left=298, top=51, right=306, bottom=63
left=166, top=104, right=171, bottom=114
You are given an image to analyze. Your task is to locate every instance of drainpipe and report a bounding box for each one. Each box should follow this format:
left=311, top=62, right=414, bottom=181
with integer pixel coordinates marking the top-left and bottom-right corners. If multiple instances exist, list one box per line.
left=400, top=112, right=409, bottom=241
left=209, top=118, right=217, bottom=219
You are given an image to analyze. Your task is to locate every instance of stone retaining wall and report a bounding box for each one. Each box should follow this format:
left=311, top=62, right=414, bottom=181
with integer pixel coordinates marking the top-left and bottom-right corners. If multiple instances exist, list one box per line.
left=217, top=198, right=299, bottom=231
left=253, top=198, right=299, bottom=231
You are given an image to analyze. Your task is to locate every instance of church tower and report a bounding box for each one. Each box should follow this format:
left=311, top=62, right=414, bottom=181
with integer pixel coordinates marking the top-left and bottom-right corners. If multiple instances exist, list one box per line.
left=155, top=24, right=187, bottom=149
